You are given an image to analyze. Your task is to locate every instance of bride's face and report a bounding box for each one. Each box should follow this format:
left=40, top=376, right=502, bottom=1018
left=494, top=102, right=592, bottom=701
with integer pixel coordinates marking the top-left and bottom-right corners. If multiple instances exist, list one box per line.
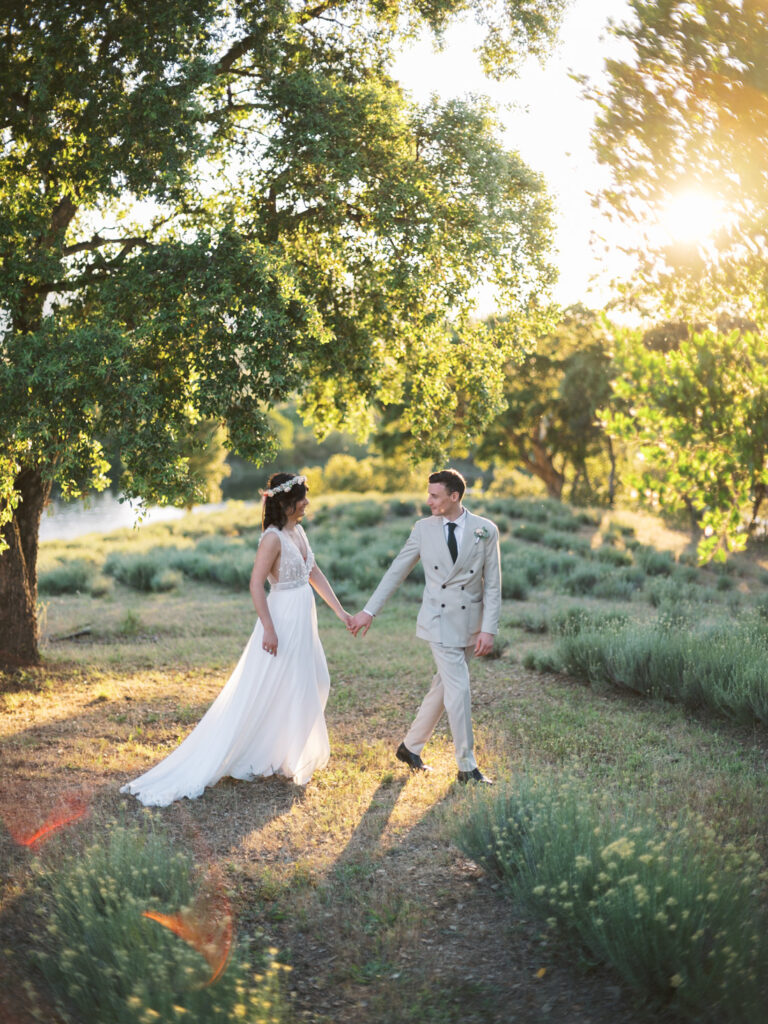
left=286, top=495, right=309, bottom=524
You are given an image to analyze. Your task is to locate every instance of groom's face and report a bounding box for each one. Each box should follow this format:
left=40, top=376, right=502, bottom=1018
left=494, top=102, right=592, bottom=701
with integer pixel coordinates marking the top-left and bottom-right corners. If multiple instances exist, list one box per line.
left=427, top=483, right=461, bottom=518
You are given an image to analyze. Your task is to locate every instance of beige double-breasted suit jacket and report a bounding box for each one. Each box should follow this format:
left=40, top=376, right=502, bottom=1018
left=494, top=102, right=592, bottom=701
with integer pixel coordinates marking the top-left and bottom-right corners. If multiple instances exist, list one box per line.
left=366, top=510, right=502, bottom=646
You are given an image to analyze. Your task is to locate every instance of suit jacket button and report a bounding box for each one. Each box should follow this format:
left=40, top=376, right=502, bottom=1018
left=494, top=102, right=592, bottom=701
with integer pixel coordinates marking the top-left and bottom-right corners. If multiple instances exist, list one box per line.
left=470, top=569, right=474, bottom=573
left=434, top=565, right=439, bottom=570
left=461, top=585, right=465, bottom=590
left=441, top=603, right=445, bottom=608
left=441, top=584, right=446, bottom=589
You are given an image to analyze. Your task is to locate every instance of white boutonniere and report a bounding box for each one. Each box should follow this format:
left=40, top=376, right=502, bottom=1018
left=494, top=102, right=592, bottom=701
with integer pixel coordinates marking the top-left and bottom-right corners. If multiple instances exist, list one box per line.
left=473, top=526, right=489, bottom=544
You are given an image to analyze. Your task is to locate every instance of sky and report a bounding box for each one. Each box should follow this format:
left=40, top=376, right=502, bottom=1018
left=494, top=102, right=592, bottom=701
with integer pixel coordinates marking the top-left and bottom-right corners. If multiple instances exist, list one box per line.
left=393, top=0, right=634, bottom=312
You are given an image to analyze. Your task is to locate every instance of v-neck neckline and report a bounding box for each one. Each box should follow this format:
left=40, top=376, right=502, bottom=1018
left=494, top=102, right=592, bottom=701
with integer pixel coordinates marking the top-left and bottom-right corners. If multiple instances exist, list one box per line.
left=282, top=525, right=308, bottom=564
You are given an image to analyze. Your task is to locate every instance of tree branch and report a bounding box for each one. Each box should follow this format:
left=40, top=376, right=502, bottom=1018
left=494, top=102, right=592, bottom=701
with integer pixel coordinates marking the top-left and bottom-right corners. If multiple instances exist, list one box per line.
left=297, top=1, right=339, bottom=25
left=62, top=233, right=154, bottom=256
left=213, top=1, right=341, bottom=75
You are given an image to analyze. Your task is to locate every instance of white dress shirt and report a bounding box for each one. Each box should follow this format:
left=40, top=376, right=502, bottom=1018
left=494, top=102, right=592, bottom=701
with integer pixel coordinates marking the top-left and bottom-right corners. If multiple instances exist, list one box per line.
left=443, top=507, right=467, bottom=551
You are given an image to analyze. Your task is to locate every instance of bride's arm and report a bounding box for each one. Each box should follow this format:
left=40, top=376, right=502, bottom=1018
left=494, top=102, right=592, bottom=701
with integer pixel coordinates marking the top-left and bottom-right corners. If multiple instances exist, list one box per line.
left=250, top=532, right=281, bottom=653
left=309, top=564, right=351, bottom=627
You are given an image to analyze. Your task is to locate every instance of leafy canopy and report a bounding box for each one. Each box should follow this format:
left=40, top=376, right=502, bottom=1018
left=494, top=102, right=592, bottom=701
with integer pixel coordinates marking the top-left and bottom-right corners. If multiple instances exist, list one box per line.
left=474, top=306, right=615, bottom=501
left=0, top=0, right=564, bottom=545
left=602, top=326, right=768, bottom=562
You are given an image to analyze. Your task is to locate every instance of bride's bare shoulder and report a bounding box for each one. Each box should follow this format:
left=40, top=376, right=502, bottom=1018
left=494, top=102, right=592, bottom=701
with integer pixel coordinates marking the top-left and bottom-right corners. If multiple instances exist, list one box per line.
left=257, top=527, right=281, bottom=550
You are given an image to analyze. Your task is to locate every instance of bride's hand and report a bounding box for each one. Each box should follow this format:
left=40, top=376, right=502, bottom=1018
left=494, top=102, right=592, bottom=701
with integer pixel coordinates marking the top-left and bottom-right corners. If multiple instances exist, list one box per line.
left=261, top=626, right=278, bottom=656
left=338, top=610, right=352, bottom=629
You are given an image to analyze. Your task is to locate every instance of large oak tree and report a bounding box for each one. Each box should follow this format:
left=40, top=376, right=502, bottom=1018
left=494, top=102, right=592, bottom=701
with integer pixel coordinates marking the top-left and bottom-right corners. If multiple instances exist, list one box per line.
left=0, top=0, right=564, bottom=666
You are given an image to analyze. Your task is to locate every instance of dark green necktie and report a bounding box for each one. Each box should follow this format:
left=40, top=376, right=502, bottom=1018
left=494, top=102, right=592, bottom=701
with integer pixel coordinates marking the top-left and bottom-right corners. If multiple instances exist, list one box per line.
left=447, top=521, right=458, bottom=563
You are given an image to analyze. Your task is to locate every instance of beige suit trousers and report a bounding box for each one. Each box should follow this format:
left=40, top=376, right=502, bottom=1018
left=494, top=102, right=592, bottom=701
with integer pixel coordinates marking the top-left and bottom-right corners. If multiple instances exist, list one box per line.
left=404, top=641, right=477, bottom=772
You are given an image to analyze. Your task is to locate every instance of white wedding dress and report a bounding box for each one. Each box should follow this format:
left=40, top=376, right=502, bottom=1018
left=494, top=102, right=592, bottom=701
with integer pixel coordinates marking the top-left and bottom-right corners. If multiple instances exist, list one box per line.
left=121, top=524, right=331, bottom=806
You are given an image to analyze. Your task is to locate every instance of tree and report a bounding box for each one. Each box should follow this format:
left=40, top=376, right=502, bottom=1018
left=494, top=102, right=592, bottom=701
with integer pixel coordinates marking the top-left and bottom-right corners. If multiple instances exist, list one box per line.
left=602, top=326, right=768, bottom=562
left=0, top=0, right=565, bottom=666
left=590, top=0, right=768, bottom=319
left=475, top=307, right=616, bottom=502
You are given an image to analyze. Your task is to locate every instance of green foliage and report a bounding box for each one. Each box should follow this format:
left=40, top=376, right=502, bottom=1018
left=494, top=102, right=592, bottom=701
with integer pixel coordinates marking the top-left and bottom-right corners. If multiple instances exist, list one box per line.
left=104, top=542, right=256, bottom=592
left=603, top=327, right=768, bottom=562
left=304, top=454, right=429, bottom=495
left=31, top=822, right=285, bottom=1023
left=476, top=306, right=617, bottom=502
left=591, top=0, right=768, bottom=318
left=38, top=559, right=95, bottom=596
left=456, top=775, right=768, bottom=1021
left=1, top=0, right=568, bottom=662
left=554, top=615, right=768, bottom=724
left=0, top=0, right=562, bottom=517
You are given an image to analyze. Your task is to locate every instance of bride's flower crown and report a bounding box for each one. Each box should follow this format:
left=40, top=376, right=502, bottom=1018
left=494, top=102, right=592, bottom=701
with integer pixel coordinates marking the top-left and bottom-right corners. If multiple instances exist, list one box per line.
left=261, top=474, right=307, bottom=500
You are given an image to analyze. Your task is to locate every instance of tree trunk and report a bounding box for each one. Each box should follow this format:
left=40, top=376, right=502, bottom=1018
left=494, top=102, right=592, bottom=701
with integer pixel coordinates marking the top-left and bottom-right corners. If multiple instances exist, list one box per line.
left=0, top=468, right=52, bottom=669
left=606, top=435, right=616, bottom=507
left=515, top=432, right=565, bottom=500
left=750, top=481, right=766, bottom=529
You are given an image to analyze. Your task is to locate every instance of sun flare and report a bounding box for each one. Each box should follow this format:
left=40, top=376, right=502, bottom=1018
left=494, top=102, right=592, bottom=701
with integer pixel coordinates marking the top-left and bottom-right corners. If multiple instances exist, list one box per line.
left=660, top=188, right=728, bottom=245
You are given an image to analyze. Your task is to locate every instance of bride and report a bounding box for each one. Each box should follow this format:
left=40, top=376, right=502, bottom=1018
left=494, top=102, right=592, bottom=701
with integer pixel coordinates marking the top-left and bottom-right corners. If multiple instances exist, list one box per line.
left=121, top=473, right=350, bottom=806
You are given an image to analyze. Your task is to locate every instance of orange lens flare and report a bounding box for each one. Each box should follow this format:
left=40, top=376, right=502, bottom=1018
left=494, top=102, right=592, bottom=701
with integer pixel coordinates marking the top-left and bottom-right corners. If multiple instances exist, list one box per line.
left=7, top=795, right=89, bottom=847
left=143, top=881, right=233, bottom=986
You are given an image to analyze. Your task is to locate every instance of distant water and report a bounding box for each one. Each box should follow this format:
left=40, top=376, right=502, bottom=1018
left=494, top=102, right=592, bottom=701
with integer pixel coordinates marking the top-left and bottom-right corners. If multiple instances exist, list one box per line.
left=39, top=492, right=232, bottom=542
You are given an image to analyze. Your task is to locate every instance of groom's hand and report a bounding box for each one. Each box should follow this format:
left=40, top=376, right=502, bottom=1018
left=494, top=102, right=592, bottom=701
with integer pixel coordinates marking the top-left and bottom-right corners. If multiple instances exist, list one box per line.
left=474, top=632, right=494, bottom=657
left=348, top=611, right=373, bottom=637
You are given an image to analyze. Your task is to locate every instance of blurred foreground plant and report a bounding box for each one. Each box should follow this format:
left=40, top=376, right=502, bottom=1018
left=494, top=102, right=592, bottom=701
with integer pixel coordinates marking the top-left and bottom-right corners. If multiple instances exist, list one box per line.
left=457, top=774, right=768, bottom=1022
left=31, top=821, right=287, bottom=1023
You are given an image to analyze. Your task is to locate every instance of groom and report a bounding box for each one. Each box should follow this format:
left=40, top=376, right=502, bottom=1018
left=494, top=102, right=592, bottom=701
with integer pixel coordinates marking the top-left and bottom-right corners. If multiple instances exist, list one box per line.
left=349, top=469, right=501, bottom=784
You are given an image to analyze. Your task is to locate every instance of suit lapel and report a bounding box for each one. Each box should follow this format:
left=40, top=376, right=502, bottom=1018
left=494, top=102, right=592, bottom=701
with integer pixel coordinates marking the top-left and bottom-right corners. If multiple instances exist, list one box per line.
left=428, top=516, right=454, bottom=573
left=446, top=510, right=476, bottom=579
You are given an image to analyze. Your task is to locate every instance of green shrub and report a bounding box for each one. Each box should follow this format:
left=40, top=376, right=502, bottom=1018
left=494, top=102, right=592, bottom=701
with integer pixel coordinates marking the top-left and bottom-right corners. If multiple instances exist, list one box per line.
left=456, top=775, right=768, bottom=1022
left=591, top=576, right=637, bottom=601
left=348, top=501, right=385, bottom=527
left=38, top=559, right=95, bottom=595
left=547, top=512, right=580, bottom=533
left=512, top=522, right=545, bottom=543
left=647, top=577, right=707, bottom=608
left=507, top=610, right=549, bottom=633
left=635, top=546, right=676, bottom=576
left=501, top=572, right=529, bottom=601
left=149, top=568, right=183, bottom=592
left=105, top=549, right=174, bottom=592
left=550, top=607, right=629, bottom=636
left=563, top=567, right=606, bottom=595
left=513, top=548, right=580, bottom=587
left=541, top=530, right=591, bottom=556
left=594, top=545, right=633, bottom=567
left=522, top=650, right=562, bottom=672
left=31, top=823, right=286, bottom=1024
left=672, top=564, right=699, bottom=584
left=554, top=619, right=768, bottom=723
left=388, top=499, right=418, bottom=518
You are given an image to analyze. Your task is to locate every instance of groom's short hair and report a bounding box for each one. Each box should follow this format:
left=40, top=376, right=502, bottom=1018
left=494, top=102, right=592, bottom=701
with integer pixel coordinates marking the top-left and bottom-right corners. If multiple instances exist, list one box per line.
left=429, top=469, right=466, bottom=499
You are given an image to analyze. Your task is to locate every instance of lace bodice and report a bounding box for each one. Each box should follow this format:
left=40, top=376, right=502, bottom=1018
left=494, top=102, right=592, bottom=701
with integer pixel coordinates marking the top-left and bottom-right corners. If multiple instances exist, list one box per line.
left=262, top=524, right=314, bottom=590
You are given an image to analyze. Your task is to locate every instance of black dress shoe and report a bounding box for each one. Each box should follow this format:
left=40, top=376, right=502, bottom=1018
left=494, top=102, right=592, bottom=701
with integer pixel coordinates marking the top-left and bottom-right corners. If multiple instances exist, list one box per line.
left=457, top=767, right=493, bottom=785
left=396, top=742, right=431, bottom=772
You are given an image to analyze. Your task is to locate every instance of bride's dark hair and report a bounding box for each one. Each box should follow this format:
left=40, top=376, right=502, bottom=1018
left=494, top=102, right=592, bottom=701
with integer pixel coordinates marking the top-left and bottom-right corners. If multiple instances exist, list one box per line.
left=261, top=472, right=308, bottom=530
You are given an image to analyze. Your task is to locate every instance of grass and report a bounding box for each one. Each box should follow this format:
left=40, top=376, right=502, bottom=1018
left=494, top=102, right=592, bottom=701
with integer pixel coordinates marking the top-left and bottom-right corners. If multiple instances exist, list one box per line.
left=2, top=491, right=768, bottom=1022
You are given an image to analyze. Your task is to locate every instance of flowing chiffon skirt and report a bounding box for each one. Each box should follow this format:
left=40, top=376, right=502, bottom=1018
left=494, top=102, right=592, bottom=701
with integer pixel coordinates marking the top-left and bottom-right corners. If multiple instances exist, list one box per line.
left=120, top=582, right=330, bottom=806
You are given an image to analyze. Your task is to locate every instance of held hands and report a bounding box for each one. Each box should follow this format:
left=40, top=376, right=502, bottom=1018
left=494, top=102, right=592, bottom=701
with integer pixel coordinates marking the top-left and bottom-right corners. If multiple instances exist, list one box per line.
left=474, top=631, right=494, bottom=657
left=338, top=609, right=353, bottom=629
left=348, top=610, right=373, bottom=637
